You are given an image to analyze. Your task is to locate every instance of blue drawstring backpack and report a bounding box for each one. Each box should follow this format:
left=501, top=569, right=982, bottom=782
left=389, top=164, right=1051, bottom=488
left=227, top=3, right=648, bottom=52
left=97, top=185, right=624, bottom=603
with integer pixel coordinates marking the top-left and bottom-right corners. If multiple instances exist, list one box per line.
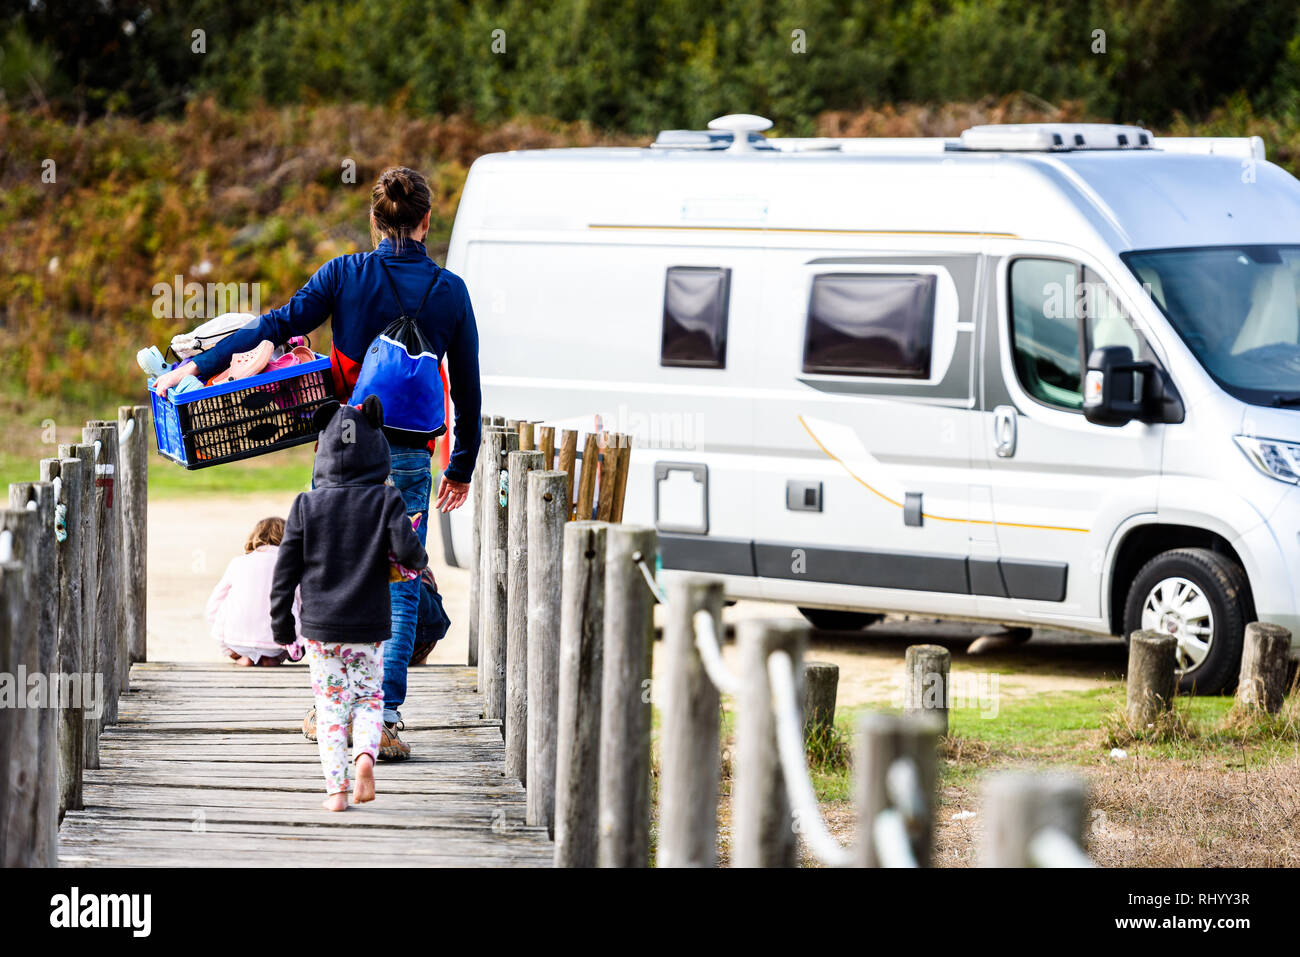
left=350, top=259, right=447, bottom=444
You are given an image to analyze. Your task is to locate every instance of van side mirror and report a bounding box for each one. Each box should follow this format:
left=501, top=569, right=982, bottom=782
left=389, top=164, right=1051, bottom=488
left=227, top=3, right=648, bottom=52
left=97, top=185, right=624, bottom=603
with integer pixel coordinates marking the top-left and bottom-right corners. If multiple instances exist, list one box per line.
left=1083, top=346, right=1147, bottom=426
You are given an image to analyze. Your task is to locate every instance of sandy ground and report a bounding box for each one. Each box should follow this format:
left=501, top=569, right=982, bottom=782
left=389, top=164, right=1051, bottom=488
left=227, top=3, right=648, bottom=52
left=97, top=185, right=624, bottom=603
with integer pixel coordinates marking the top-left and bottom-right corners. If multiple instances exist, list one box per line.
left=147, top=493, right=1125, bottom=710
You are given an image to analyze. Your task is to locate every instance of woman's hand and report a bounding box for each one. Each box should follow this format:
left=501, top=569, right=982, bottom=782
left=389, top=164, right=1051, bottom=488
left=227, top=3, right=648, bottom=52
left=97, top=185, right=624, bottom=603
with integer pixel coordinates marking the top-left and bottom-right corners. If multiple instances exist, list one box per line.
left=153, top=360, right=199, bottom=397
left=435, top=475, right=470, bottom=512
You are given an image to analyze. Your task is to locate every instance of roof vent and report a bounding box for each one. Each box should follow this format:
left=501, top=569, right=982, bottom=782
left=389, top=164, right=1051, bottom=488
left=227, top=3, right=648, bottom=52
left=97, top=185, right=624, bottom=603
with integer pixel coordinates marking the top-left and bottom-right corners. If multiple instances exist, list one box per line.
left=651, top=114, right=778, bottom=151
left=957, top=123, right=1155, bottom=152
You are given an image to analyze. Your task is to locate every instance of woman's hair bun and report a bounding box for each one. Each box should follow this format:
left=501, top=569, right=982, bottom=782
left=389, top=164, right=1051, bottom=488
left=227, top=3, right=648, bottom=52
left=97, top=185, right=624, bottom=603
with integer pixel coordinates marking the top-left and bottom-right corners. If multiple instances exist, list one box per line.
left=384, top=170, right=409, bottom=201
left=370, top=166, right=433, bottom=250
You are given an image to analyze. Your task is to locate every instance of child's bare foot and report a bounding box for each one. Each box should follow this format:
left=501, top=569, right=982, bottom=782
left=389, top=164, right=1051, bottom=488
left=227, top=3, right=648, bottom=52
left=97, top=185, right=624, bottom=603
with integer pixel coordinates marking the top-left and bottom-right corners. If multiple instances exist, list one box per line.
left=322, top=791, right=348, bottom=812
left=235, top=655, right=253, bottom=666
left=257, top=655, right=283, bottom=667
left=352, top=754, right=375, bottom=804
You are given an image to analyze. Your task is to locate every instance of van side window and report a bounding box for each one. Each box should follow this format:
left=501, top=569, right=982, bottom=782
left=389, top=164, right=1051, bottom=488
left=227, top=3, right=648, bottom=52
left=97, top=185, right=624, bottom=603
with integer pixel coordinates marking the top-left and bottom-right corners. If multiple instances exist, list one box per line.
left=801, top=273, right=936, bottom=378
left=1009, top=258, right=1086, bottom=410
left=660, top=266, right=731, bottom=368
left=1009, top=259, right=1150, bottom=411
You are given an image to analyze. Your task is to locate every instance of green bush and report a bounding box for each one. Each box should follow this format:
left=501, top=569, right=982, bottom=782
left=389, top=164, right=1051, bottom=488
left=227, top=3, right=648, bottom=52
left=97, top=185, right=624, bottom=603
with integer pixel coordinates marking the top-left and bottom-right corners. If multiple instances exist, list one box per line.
left=7, top=0, right=1300, bottom=126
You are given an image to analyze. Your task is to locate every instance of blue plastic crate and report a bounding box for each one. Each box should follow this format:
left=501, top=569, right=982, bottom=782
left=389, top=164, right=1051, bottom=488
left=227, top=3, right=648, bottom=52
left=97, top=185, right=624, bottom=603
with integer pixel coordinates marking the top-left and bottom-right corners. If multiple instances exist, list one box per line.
left=150, top=353, right=336, bottom=469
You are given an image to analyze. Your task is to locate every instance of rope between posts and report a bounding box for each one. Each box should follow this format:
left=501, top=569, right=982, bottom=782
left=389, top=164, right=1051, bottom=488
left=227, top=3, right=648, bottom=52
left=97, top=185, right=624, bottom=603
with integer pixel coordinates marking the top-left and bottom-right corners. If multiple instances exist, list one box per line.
left=1027, top=826, right=1094, bottom=868
left=51, top=475, right=66, bottom=543
left=632, top=554, right=665, bottom=603
left=767, top=649, right=854, bottom=867
left=692, top=610, right=740, bottom=696
left=0, top=529, right=11, bottom=563
left=872, top=757, right=925, bottom=867
left=118, top=417, right=135, bottom=445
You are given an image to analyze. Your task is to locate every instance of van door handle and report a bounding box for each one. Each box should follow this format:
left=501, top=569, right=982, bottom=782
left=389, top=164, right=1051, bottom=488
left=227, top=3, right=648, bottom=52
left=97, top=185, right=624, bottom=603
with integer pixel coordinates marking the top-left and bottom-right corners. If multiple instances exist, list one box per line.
left=993, top=405, right=1017, bottom=457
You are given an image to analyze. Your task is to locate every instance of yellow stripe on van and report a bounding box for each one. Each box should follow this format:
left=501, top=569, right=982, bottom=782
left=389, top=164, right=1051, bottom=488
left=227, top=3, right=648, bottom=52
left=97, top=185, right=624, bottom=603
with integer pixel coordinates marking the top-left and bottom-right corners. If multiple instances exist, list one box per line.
left=796, top=415, right=1088, bottom=534
left=588, top=224, right=1020, bottom=238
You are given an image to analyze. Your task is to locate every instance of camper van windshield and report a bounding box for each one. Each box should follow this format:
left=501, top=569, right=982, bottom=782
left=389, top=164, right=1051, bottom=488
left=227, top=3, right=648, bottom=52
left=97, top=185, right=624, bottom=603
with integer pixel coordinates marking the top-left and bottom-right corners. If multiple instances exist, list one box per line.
left=1124, top=245, right=1300, bottom=405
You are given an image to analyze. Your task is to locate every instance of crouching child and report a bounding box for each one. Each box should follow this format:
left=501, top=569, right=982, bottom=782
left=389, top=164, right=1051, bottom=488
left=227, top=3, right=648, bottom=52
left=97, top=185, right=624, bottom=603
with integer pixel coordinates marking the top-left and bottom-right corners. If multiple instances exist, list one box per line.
left=270, top=396, right=427, bottom=811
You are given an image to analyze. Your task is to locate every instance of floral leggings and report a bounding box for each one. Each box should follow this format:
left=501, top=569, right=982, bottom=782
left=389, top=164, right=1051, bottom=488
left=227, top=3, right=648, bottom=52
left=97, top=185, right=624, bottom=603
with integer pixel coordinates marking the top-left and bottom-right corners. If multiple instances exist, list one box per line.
left=306, top=640, right=384, bottom=795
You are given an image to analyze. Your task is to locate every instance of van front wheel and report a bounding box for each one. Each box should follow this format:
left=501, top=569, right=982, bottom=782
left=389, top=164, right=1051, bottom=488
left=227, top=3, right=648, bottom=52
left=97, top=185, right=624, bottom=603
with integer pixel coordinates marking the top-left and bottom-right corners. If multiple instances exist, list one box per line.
left=1122, top=548, right=1248, bottom=694
left=797, top=608, right=884, bottom=632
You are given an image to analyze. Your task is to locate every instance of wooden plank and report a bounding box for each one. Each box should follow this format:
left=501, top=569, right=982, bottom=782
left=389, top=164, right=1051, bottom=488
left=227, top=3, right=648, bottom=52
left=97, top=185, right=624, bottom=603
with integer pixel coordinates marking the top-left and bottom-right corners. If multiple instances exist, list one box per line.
left=56, top=659, right=553, bottom=866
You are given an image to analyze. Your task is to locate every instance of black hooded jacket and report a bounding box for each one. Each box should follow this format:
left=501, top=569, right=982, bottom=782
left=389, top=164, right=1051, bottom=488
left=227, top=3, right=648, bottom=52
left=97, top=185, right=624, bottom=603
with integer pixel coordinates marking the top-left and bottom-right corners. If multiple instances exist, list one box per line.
left=270, top=398, right=427, bottom=645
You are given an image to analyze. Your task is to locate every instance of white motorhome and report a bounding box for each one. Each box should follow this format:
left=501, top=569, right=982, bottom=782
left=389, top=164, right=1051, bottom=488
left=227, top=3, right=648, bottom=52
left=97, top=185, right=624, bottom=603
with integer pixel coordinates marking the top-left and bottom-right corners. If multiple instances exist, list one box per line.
left=443, top=116, right=1300, bottom=693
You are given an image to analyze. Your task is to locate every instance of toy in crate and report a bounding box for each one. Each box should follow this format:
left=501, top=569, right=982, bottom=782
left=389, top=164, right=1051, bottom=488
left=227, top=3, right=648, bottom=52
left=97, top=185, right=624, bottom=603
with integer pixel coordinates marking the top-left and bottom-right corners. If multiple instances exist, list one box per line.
left=148, top=338, right=337, bottom=469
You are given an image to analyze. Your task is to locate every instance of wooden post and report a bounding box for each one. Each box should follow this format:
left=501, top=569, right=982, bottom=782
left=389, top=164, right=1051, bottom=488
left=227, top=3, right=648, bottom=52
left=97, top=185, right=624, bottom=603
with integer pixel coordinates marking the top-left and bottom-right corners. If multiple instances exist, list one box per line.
left=558, top=429, right=578, bottom=517
left=118, top=406, right=148, bottom=665
left=1235, top=622, right=1292, bottom=714
left=597, top=524, right=657, bottom=868
left=83, top=422, right=122, bottom=727
left=904, top=644, right=950, bottom=734
left=979, top=771, right=1090, bottom=867
left=490, top=415, right=506, bottom=427
left=596, top=432, right=617, bottom=522
left=554, top=520, right=608, bottom=867
left=468, top=420, right=501, bottom=675
left=595, top=433, right=631, bottom=523
left=9, top=482, right=58, bottom=866
left=525, top=470, right=568, bottom=834
left=659, top=575, right=724, bottom=868
left=0, top=557, right=38, bottom=866
left=479, top=428, right=518, bottom=724
left=61, top=442, right=99, bottom=769
left=0, top=509, right=41, bottom=866
left=41, top=456, right=85, bottom=817
left=802, top=661, right=839, bottom=743
left=575, top=433, right=599, bottom=522
left=517, top=421, right=536, bottom=452
left=733, top=618, right=808, bottom=868
left=0, top=509, right=41, bottom=868
left=538, top=426, right=556, bottom=469
left=505, top=449, right=545, bottom=782
left=1125, top=630, right=1177, bottom=727
left=855, top=713, right=941, bottom=867
left=611, top=434, right=632, bottom=523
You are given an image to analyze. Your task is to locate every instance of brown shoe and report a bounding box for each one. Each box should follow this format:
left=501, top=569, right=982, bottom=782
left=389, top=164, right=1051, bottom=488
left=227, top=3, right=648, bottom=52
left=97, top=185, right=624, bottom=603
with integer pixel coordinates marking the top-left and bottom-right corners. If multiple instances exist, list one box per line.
left=378, top=722, right=410, bottom=762
left=303, top=706, right=352, bottom=744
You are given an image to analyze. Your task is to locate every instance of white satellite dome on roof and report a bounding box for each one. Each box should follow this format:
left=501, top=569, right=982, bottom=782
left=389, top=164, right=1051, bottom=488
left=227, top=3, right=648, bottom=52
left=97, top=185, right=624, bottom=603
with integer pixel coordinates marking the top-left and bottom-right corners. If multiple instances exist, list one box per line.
left=706, top=114, right=774, bottom=151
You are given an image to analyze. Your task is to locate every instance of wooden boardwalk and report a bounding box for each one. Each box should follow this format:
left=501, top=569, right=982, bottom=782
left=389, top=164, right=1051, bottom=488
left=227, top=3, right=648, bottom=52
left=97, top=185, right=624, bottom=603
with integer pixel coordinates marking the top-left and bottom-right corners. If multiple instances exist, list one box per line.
left=58, top=662, right=554, bottom=867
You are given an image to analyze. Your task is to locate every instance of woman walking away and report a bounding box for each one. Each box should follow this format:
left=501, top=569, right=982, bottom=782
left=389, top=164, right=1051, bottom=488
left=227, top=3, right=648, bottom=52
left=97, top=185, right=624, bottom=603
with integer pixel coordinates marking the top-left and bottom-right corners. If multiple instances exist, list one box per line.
left=270, top=397, right=428, bottom=811
left=156, top=166, right=480, bottom=761
left=205, top=517, right=304, bottom=666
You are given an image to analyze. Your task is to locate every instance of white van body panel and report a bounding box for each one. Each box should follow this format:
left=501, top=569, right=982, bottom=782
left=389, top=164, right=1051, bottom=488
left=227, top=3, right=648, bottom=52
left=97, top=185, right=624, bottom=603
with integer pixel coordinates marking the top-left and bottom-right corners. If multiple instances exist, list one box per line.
left=445, top=141, right=1300, bottom=643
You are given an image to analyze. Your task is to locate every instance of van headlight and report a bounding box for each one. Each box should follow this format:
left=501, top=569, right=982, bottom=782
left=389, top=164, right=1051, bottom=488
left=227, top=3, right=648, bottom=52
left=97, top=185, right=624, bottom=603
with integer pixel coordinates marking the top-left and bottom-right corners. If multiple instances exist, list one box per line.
left=1235, top=435, right=1300, bottom=483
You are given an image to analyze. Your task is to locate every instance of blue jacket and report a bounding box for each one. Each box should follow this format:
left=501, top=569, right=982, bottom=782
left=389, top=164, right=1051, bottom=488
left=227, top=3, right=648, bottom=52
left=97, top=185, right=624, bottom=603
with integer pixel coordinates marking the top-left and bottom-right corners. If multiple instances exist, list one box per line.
left=191, top=238, right=481, bottom=483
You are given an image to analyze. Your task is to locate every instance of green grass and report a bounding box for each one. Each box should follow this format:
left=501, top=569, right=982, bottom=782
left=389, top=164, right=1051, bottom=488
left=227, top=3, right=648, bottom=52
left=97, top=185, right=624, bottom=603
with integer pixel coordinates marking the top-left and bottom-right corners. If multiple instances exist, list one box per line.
left=146, top=447, right=314, bottom=498
left=810, top=686, right=1300, bottom=798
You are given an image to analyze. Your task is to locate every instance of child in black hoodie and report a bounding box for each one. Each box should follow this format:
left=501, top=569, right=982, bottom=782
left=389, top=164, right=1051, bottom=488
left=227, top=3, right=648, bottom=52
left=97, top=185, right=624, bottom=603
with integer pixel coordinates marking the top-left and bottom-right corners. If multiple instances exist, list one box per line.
left=271, top=396, right=427, bottom=811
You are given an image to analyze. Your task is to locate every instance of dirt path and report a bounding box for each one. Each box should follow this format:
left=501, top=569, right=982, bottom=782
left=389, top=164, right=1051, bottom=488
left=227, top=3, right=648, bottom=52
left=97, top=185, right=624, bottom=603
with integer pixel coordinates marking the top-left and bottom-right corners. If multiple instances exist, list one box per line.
left=148, top=493, right=1122, bottom=709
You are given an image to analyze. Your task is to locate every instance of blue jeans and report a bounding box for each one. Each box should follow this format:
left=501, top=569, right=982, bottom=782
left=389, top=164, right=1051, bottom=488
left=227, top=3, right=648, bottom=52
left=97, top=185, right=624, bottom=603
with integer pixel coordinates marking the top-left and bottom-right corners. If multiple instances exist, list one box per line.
left=383, top=444, right=433, bottom=724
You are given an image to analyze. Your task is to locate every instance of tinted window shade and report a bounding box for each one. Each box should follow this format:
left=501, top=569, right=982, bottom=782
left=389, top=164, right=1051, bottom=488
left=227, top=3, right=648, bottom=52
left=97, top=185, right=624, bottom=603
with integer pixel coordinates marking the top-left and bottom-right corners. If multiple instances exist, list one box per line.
left=661, top=266, right=731, bottom=368
left=802, top=274, right=936, bottom=378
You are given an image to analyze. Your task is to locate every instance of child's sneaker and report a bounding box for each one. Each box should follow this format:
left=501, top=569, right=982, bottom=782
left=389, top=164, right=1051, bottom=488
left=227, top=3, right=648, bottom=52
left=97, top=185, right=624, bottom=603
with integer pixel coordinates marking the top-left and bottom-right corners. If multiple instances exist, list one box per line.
left=136, top=346, right=169, bottom=378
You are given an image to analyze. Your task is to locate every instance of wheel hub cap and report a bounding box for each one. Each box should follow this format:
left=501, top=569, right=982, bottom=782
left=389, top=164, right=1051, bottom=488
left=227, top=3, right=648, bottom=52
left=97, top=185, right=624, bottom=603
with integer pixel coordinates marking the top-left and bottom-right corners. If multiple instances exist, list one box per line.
left=1140, top=576, right=1214, bottom=673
